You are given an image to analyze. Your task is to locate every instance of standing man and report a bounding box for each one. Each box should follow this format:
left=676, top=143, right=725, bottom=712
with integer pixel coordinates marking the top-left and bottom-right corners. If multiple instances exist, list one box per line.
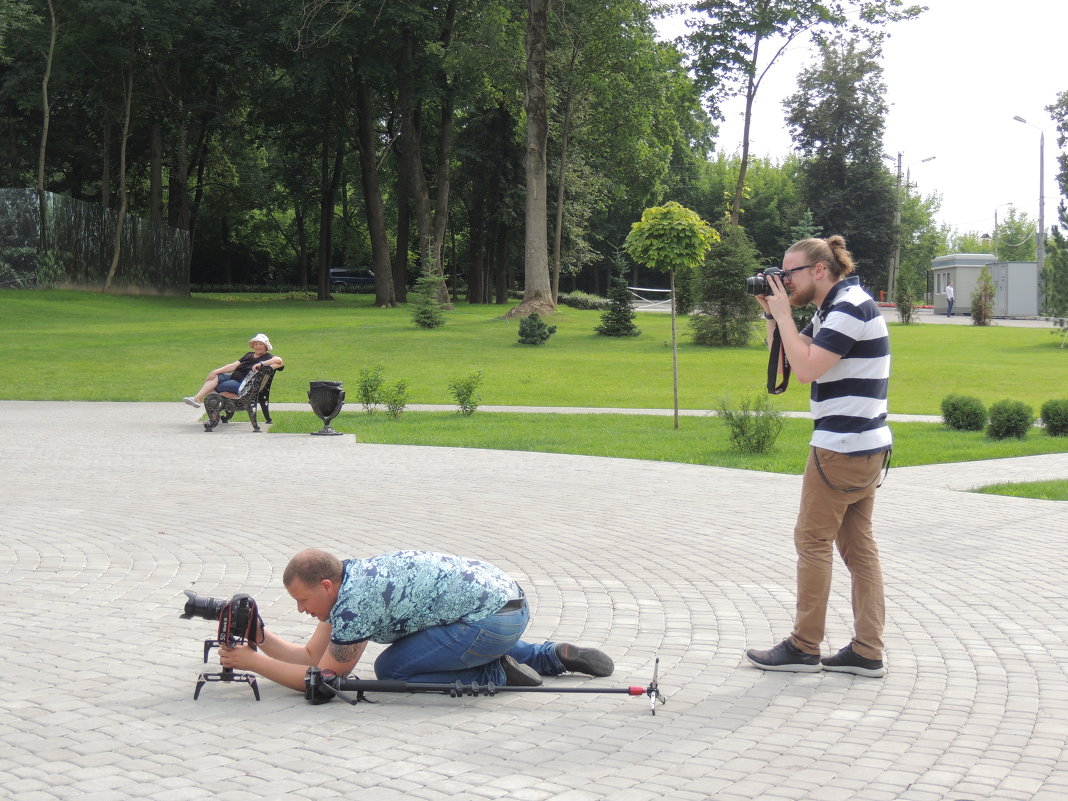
left=746, top=236, right=891, bottom=678
left=945, top=281, right=955, bottom=317
left=219, top=549, right=614, bottom=692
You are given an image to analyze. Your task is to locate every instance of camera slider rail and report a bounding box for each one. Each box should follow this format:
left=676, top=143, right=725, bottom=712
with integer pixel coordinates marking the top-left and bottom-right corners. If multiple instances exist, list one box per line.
left=305, top=658, right=667, bottom=715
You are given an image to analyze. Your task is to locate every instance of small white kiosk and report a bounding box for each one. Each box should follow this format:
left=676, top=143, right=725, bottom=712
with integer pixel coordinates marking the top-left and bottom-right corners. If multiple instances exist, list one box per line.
left=931, top=254, right=1039, bottom=317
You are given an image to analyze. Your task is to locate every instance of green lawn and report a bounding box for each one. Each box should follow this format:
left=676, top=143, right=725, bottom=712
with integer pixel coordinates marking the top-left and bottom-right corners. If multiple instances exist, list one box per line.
left=269, top=412, right=1068, bottom=473
left=4, top=289, right=1067, bottom=474
left=3, top=289, right=1067, bottom=416
left=973, top=480, right=1068, bottom=501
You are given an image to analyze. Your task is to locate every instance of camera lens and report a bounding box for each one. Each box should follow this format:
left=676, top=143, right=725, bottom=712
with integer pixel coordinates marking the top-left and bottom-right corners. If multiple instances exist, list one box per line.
left=745, top=275, right=769, bottom=296
left=180, top=589, right=228, bottom=620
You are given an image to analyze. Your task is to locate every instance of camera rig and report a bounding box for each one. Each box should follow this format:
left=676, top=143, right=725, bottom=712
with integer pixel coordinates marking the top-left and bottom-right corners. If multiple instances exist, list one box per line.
left=181, top=590, right=667, bottom=714
left=181, top=590, right=265, bottom=701
left=304, top=658, right=667, bottom=716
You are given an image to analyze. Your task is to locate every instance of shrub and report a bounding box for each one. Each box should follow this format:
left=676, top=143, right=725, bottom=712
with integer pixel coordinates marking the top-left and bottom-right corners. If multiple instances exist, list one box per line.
left=717, top=393, right=783, bottom=454
left=971, top=265, right=996, bottom=326
left=595, top=270, right=640, bottom=337
left=688, top=220, right=759, bottom=347
left=357, top=364, right=385, bottom=413
left=448, top=370, right=484, bottom=416
left=517, top=313, right=557, bottom=345
left=558, top=291, right=608, bottom=311
left=987, top=399, right=1034, bottom=440
left=411, top=272, right=446, bottom=329
left=1040, top=398, right=1068, bottom=436
left=382, top=380, right=410, bottom=419
left=941, top=394, right=986, bottom=431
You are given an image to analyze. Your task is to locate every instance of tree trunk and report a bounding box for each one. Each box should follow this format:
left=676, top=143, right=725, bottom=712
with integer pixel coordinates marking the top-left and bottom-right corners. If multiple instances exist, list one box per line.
left=393, top=151, right=411, bottom=303
left=100, top=120, right=111, bottom=210
left=104, top=69, right=133, bottom=291
left=730, top=34, right=762, bottom=226
left=494, top=219, right=510, bottom=304
left=354, top=70, right=396, bottom=307
left=467, top=194, right=485, bottom=303
left=397, top=15, right=456, bottom=308
left=295, top=206, right=309, bottom=289
left=37, top=0, right=58, bottom=254
left=149, top=124, right=163, bottom=225
left=398, top=45, right=433, bottom=276
left=506, top=0, right=554, bottom=319
left=551, top=89, right=573, bottom=305
left=168, top=106, right=191, bottom=231
left=317, top=132, right=344, bottom=300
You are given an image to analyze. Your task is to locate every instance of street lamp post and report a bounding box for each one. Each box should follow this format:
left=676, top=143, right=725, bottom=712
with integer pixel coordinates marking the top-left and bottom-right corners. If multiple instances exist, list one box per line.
left=888, top=152, right=935, bottom=302
left=1012, top=115, right=1046, bottom=290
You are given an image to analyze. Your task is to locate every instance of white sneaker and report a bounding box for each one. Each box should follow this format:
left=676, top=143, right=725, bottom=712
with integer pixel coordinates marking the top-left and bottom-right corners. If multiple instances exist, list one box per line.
left=183, top=397, right=201, bottom=408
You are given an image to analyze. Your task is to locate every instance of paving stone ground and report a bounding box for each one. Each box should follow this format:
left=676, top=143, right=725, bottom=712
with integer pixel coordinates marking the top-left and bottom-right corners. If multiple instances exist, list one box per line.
left=2, top=401, right=1067, bottom=801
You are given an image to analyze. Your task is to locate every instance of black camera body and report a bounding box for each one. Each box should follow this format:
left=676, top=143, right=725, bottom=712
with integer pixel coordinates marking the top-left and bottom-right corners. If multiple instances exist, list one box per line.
left=745, top=267, right=784, bottom=296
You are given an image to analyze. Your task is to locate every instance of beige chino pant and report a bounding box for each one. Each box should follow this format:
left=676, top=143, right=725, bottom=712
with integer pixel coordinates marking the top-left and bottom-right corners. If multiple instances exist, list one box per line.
left=789, top=446, right=887, bottom=661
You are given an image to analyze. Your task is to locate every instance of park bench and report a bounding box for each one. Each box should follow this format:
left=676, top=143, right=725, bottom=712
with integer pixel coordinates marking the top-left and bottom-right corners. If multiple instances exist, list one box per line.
left=203, top=365, right=282, bottom=432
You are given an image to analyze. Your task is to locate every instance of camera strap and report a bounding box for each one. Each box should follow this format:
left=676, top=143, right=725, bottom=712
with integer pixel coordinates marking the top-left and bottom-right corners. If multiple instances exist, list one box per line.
left=766, top=326, right=790, bottom=394
left=813, top=447, right=892, bottom=492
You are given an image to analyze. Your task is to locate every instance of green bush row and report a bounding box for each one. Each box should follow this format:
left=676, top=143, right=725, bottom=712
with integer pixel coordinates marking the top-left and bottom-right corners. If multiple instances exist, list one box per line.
left=941, top=394, right=1068, bottom=439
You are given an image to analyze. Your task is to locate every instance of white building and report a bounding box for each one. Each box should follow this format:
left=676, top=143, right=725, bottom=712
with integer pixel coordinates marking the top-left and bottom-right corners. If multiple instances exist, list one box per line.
left=931, top=254, right=1039, bottom=317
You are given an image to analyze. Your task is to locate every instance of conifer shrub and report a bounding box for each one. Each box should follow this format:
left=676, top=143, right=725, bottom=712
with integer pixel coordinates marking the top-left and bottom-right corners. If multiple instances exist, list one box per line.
left=411, top=273, right=446, bottom=329
left=517, top=313, right=557, bottom=345
left=595, top=272, right=640, bottom=337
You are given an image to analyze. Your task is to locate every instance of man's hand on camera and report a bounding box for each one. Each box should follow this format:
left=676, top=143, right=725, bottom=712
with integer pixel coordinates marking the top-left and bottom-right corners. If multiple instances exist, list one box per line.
left=763, top=275, right=792, bottom=319
left=219, top=643, right=259, bottom=672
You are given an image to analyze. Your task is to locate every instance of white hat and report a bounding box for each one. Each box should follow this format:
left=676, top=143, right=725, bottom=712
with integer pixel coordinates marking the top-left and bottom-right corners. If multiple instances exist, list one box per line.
left=249, top=333, right=272, bottom=350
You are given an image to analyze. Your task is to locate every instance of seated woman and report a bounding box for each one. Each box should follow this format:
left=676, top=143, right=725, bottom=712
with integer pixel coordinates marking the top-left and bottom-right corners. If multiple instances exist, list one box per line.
left=182, top=333, right=284, bottom=408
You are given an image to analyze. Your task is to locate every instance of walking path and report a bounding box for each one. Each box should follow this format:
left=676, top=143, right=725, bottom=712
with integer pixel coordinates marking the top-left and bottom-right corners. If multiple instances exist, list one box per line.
left=2, top=400, right=1067, bottom=801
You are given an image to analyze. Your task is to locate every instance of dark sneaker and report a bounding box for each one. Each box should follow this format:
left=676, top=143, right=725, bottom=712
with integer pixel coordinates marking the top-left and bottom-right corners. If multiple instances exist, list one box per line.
left=745, top=639, right=822, bottom=672
left=821, top=644, right=886, bottom=677
left=500, top=655, right=542, bottom=686
left=554, top=643, right=614, bottom=677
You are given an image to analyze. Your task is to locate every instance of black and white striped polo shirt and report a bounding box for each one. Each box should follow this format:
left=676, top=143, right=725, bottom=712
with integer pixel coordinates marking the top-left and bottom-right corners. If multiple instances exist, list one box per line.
left=801, top=276, right=892, bottom=455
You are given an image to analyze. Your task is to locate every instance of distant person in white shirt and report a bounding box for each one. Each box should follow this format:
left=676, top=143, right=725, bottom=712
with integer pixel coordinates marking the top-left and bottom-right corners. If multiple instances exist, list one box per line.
left=945, top=282, right=955, bottom=317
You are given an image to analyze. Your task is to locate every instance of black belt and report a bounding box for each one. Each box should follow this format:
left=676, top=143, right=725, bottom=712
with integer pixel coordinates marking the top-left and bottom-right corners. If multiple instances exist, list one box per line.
left=498, top=587, right=526, bottom=612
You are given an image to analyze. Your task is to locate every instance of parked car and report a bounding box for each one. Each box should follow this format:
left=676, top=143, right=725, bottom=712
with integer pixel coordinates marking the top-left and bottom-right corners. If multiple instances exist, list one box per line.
left=329, top=268, right=375, bottom=292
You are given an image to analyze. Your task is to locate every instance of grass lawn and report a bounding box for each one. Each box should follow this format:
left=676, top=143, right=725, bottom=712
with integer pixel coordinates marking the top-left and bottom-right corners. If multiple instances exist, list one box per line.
left=973, top=479, right=1068, bottom=501
left=265, top=413, right=1068, bottom=474
left=3, top=290, right=1067, bottom=417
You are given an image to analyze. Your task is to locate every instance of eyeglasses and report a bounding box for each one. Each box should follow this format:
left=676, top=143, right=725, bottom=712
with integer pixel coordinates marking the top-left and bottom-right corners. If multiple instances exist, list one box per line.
left=781, top=264, right=812, bottom=281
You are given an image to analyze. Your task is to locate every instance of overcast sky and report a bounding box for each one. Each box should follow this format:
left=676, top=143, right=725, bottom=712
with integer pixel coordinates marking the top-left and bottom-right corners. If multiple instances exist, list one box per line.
left=656, top=0, right=1066, bottom=235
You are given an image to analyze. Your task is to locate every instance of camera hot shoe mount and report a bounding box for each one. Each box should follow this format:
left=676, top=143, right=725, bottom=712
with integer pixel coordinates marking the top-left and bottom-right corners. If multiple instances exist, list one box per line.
left=304, top=657, right=668, bottom=716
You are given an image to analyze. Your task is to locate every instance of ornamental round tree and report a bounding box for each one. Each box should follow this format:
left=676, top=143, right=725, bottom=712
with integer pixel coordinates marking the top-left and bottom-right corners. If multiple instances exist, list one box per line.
left=624, top=202, right=718, bottom=428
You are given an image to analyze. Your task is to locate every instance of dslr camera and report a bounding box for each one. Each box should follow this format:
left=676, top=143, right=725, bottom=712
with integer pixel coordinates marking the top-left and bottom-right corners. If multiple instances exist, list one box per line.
left=181, top=589, right=264, bottom=700
left=745, top=267, right=785, bottom=296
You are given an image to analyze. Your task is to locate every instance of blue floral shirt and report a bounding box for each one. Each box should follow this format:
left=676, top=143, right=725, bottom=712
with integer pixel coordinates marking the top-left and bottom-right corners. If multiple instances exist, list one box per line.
left=329, top=551, right=519, bottom=645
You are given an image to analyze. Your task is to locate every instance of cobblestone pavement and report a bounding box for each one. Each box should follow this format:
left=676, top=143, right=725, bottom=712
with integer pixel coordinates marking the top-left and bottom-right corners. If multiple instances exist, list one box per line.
left=2, top=401, right=1067, bottom=801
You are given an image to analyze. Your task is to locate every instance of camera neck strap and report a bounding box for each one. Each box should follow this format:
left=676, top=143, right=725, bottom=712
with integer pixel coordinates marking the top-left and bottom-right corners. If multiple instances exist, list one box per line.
left=767, top=325, right=790, bottom=395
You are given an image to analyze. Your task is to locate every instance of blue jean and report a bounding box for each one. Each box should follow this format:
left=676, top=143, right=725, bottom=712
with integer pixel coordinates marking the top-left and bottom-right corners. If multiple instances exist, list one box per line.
left=373, top=604, right=565, bottom=685
left=215, top=373, right=240, bottom=393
